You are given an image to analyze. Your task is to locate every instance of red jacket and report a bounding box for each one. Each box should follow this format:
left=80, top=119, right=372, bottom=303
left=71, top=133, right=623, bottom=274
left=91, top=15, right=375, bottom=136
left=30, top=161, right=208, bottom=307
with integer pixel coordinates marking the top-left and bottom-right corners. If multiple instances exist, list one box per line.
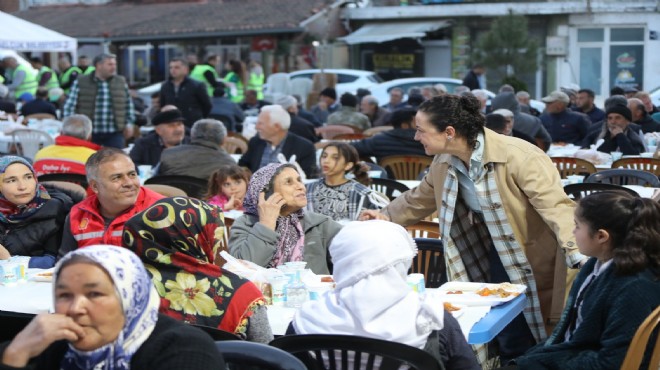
left=68, top=187, right=164, bottom=247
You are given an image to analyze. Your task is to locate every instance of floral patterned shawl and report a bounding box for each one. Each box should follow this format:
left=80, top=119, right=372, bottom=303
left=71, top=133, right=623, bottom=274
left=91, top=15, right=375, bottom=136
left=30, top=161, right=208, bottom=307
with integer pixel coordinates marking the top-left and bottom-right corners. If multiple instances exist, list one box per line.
left=243, top=163, right=305, bottom=267
left=0, top=156, right=51, bottom=224
left=122, top=197, right=265, bottom=336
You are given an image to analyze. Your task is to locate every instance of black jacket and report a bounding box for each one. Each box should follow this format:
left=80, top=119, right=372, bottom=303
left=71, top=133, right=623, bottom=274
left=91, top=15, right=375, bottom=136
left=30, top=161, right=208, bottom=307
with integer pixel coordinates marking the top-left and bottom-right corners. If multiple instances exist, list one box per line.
left=289, top=114, right=319, bottom=143
left=0, top=315, right=224, bottom=370
left=20, top=100, right=57, bottom=117
left=0, top=189, right=73, bottom=258
left=129, top=131, right=190, bottom=166
left=159, top=77, right=212, bottom=127
left=351, top=129, right=427, bottom=161
left=158, top=139, right=236, bottom=181
left=239, top=132, right=318, bottom=178
left=634, top=114, right=660, bottom=134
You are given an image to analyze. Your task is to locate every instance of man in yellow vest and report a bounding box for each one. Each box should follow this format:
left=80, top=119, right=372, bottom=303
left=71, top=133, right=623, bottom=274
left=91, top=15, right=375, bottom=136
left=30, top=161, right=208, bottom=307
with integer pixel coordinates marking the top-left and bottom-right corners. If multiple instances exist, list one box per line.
left=78, top=55, right=94, bottom=75
left=58, top=56, right=82, bottom=94
left=29, top=57, right=59, bottom=91
left=190, top=54, right=220, bottom=98
left=248, top=60, right=265, bottom=100
left=2, top=56, right=38, bottom=99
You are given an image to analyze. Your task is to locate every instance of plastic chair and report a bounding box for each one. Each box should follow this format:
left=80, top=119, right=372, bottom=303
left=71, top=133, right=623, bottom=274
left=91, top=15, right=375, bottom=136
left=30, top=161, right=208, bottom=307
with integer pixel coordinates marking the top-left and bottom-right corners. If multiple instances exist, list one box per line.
left=363, top=125, right=393, bottom=137
left=12, top=129, right=55, bottom=160
left=612, top=157, right=660, bottom=176
left=228, top=131, right=249, bottom=144
left=270, top=334, right=444, bottom=370
left=144, top=184, right=187, bottom=197
left=223, top=136, right=248, bottom=154
left=369, top=178, right=409, bottom=201
left=145, top=175, right=209, bottom=199
left=316, top=125, right=356, bottom=140
left=190, top=324, right=241, bottom=341
left=265, top=73, right=291, bottom=97
left=620, top=306, right=660, bottom=370
left=216, top=340, right=307, bottom=370
left=363, top=162, right=388, bottom=179
left=585, top=169, right=660, bottom=187
left=405, top=220, right=440, bottom=239
left=562, top=183, right=639, bottom=200
left=379, top=155, right=433, bottom=180
left=41, top=181, right=87, bottom=204
left=290, top=78, right=313, bottom=106
left=551, top=157, right=597, bottom=178
left=37, top=173, right=88, bottom=189
left=411, top=238, right=446, bottom=288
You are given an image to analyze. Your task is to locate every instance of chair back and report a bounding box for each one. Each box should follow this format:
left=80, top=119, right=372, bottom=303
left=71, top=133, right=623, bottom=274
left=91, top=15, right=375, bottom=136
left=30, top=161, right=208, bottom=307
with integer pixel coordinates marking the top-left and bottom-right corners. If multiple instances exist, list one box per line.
left=145, top=175, right=209, bottom=199
left=216, top=340, right=307, bottom=370
left=37, top=173, right=89, bottom=189
left=12, top=129, right=54, bottom=160
left=363, top=126, right=393, bottom=137
left=270, top=334, right=443, bottom=370
left=144, top=184, right=187, bottom=197
left=411, top=238, right=446, bottom=288
left=41, top=181, right=87, bottom=204
left=228, top=131, right=249, bottom=144
left=369, top=178, right=409, bottom=201
left=25, top=113, right=57, bottom=121
left=612, top=157, right=660, bottom=176
left=551, top=156, right=597, bottom=178
left=364, top=162, right=388, bottom=179
left=316, top=125, right=356, bottom=140
left=290, top=78, right=313, bottom=106
left=405, top=220, right=440, bottom=239
left=585, top=169, right=660, bottom=187
left=620, top=306, right=660, bottom=370
left=379, top=155, right=433, bottom=180
left=223, top=136, right=248, bottom=154
left=562, top=182, right=639, bottom=200
left=266, top=73, right=292, bottom=97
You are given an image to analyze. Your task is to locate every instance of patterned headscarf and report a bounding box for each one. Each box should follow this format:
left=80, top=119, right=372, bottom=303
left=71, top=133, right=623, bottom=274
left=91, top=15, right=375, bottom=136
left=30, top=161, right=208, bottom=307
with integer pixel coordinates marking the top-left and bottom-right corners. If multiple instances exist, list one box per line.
left=293, top=220, right=444, bottom=349
left=243, top=163, right=305, bottom=267
left=0, top=156, right=50, bottom=224
left=122, top=197, right=265, bottom=336
left=55, top=245, right=160, bottom=370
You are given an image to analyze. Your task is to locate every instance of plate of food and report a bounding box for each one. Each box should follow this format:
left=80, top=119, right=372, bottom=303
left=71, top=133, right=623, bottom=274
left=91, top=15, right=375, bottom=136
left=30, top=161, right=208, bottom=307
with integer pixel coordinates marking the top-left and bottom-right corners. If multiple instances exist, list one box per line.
left=31, top=270, right=54, bottom=282
left=443, top=302, right=466, bottom=318
left=438, top=282, right=526, bottom=306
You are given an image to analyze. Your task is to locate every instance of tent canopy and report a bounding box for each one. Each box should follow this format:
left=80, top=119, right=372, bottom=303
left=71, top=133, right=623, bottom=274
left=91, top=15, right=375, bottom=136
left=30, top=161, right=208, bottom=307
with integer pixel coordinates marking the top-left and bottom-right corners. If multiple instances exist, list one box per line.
left=339, top=20, right=451, bottom=45
left=0, top=11, right=77, bottom=54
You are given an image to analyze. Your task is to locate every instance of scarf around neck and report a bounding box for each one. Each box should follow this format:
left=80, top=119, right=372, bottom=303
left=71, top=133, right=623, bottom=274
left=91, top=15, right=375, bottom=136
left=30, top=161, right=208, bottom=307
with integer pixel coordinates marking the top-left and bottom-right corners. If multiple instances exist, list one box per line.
left=0, top=155, right=50, bottom=224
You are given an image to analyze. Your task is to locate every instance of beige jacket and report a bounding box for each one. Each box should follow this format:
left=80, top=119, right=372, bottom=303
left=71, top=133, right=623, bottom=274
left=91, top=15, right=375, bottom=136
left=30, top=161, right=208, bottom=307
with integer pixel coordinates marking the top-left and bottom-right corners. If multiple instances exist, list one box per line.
left=383, top=129, right=581, bottom=334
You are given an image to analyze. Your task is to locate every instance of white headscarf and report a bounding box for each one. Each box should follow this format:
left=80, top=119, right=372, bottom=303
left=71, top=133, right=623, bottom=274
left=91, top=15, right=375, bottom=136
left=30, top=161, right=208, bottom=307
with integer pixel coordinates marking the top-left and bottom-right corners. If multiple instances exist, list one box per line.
left=55, top=245, right=160, bottom=370
left=293, top=220, right=444, bottom=349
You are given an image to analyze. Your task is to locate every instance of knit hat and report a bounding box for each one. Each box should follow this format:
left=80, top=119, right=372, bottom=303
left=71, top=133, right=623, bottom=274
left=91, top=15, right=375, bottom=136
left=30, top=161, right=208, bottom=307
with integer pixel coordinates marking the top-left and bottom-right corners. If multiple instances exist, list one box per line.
left=606, top=105, right=632, bottom=122
left=152, top=109, right=184, bottom=126
left=319, top=87, right=337, bottom=100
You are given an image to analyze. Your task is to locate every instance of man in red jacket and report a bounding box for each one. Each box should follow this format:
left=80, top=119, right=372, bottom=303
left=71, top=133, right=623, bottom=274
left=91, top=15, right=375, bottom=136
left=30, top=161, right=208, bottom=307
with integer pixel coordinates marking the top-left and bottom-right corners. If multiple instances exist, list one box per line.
left=58, top=148, right=164, bottom=258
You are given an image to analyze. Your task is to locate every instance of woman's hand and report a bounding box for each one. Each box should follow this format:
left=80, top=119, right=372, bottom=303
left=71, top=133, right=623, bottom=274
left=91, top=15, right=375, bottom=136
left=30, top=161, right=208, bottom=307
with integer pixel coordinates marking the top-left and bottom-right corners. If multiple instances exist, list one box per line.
left=2, top=314, right=85, bottom=367
left=358, top=210, right=390, bottom=221
left=0, top=244, right=10, bottom=260
left=258, top=192, right=286, bottom=230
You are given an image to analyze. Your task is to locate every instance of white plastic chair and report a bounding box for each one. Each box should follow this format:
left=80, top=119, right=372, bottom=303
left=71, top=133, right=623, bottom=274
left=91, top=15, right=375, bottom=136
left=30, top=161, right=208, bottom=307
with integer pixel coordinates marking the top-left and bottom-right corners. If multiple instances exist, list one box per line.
left=265, top=73, right=291, bottom=98
left=290, top=78, right=313, bottom=106
left=12, top=129, right=55, bottom=160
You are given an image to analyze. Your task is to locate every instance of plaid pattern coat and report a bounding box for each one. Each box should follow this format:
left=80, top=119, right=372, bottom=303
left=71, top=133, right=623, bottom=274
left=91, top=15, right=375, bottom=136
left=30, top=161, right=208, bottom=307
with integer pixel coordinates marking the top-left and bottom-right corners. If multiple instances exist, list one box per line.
left=383, top=129, right=583, bottom=341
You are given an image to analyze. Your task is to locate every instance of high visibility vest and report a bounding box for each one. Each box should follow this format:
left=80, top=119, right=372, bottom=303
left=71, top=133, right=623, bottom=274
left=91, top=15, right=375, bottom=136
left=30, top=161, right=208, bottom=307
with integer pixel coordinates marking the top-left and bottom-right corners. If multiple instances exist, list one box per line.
left=248, top=72, right=265, bottom=100
left=190, top=64, right=218, bottom=97
left=83, top=66, right=95, bottom=75
left=225, top=71, right=245, bottom=103
left=38, top=66, right=60, bottom=90
left=60, top=66, right=83, bottom=93
left=0, top=74, right=4, bottom=84
left=13, top=64, right=38, bottom=99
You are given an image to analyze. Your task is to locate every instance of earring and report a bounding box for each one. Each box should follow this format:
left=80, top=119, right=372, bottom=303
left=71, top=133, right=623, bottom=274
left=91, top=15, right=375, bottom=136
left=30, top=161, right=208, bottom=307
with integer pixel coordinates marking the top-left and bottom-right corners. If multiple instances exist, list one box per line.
left=447, top=135, right=453, bottom=140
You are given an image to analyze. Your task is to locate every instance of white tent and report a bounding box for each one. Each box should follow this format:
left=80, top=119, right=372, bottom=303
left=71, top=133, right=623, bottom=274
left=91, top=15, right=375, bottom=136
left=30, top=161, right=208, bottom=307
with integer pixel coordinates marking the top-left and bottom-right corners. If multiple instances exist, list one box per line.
left=0, top=11, right=77, bottom=56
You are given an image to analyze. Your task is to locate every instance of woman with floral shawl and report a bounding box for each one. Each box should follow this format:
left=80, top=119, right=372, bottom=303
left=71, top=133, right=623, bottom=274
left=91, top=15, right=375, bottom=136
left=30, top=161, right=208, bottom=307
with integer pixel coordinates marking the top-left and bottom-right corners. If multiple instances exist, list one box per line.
left=228, top=163, right=342, bottom=274
left=122, top=196, right=272, bottom=343
left=0, top=245, right=224, bottom=369
left=0, top=156, right=73, bottom=268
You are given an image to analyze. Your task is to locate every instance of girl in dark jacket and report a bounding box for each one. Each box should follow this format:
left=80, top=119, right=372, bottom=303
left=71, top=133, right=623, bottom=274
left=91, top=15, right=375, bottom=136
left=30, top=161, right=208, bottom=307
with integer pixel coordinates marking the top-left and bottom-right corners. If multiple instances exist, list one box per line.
left=0, top=156, right=73, bottom=268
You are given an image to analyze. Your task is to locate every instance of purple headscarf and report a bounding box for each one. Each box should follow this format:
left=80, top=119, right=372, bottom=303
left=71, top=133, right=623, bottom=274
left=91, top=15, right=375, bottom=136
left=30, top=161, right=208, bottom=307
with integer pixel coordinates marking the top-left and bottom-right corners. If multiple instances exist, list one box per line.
left=243, top=163, right=305, bottom=267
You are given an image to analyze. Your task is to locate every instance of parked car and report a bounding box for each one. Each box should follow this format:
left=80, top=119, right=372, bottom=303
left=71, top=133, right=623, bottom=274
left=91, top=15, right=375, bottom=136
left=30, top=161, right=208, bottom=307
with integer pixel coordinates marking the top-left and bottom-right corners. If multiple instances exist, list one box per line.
left=288, top=69, right=383, bottom=96
left=650, top=85, right=660, bottom=109
left=370, top=77, right=545, bottom=113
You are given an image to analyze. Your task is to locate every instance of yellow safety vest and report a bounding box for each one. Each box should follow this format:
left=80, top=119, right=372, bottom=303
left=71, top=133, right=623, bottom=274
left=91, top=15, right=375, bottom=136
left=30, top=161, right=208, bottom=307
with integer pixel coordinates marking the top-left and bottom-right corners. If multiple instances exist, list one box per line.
left=248, top=72, right=265, bottom=100
left=38, top=66, right=60, bottom=90
left=13, top=64, right=38, bottom=99
left=225, top=71, right=245, bottom=103
left=190, top=64, right=218, bottom=97
left=60, top=66, right=83, bottom=94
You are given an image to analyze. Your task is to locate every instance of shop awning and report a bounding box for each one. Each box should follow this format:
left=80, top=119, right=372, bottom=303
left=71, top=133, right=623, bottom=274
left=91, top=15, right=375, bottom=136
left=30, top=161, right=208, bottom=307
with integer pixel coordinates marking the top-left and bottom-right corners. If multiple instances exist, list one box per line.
left=339, top=20, right=451, bottom=45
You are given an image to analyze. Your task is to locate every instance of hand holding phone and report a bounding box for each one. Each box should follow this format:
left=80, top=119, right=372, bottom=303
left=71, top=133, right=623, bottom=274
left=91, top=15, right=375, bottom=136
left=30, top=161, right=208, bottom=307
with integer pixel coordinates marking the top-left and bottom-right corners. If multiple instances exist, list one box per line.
left=258, top=191, right=285, bottom=230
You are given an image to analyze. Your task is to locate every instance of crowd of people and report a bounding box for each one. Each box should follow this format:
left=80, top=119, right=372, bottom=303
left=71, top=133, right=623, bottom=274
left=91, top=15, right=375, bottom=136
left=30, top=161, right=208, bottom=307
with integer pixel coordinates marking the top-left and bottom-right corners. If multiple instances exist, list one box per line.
left=0, top=51, right=658, bottom=370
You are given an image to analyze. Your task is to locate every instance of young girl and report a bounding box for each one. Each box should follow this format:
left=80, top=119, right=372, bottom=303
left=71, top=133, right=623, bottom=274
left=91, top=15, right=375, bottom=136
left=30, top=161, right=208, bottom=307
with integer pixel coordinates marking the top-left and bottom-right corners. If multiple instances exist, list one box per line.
left=205, top=165, right=250, bottom=211
left=511, top=191, right=660, bottom=370
left=306, top=142, right=388, bottom=222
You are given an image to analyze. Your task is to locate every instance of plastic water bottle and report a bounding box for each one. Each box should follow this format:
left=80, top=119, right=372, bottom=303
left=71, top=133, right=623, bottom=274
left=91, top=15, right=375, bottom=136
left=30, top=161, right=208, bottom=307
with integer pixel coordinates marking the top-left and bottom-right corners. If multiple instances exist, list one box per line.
left=284, top=282, right=308, bottom=308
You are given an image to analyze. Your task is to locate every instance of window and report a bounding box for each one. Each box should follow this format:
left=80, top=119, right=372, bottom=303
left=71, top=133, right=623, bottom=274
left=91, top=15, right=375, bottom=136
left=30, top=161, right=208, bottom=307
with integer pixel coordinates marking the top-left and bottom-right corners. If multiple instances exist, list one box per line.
left=577, top=28, right=604, bottom=42
left=611, top=28, right=644, bottom=42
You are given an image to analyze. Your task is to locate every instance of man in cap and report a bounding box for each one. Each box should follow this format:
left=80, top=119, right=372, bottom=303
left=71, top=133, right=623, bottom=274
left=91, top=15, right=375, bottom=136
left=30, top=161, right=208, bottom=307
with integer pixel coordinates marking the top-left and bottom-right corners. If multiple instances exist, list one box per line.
left=488, top=109, right=536, bottom=145
left=540, top=90, right=590, bottom=145
left=582, top=104, right=646, bottom=155
left=311, top=87, right=340, bottom=124
left=129, top=108, right=188, bottom=166
left=20, top=87, right=57, bottom=117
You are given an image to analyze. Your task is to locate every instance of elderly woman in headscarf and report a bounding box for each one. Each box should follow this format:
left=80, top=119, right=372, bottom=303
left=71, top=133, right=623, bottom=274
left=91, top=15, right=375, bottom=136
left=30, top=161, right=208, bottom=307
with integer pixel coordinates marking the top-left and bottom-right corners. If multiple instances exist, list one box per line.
left=0, top=245, right=224, bottom=369
left=290, top=220, right=480, bottom=370
left=0, top=156, right=73, bottom=268
left=122, top=196, right=272, bottom=343
left=229, top=163, right=342, bottom=274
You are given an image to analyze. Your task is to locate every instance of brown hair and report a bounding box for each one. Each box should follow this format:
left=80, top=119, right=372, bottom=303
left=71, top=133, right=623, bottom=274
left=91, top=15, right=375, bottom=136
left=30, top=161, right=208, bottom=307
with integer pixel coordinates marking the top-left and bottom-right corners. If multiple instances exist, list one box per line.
left=322, top=142, right=370, bottom=186
left=205, top=165, right=251, bottom=200
left=417, top=94, right=485, bottom=149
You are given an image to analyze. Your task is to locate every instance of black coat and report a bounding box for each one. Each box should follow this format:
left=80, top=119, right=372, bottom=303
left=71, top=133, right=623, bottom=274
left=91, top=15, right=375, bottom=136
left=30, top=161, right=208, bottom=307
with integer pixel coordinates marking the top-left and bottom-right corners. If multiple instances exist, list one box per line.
left=239, top=132, right=318, bottom=178
left=159, top=77, right=212, bottom=127
left=0, top=189, right=73, bottom=257
left=289, top=114, right=319, bottom=143
left=129, top=131, right=190, bottom=167
left=351, top=129, right=427, bottom=161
